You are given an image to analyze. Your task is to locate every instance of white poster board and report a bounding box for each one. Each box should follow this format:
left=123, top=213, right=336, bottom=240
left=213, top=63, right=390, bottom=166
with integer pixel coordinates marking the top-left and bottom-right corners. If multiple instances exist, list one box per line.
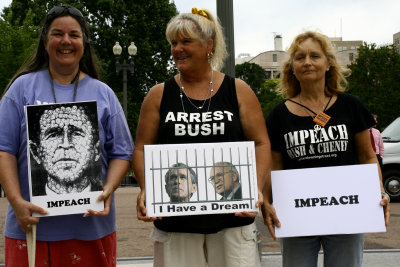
left=272, top=164, right=386, bottom=238
left=144, top=141, right=258, bottom=217
left=25, top=101, right=104, bottom=216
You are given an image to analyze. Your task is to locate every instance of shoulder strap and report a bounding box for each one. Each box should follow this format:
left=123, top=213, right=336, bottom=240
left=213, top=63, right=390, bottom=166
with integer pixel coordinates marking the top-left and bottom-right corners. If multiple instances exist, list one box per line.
left=286, top=99, right=317, bottom=115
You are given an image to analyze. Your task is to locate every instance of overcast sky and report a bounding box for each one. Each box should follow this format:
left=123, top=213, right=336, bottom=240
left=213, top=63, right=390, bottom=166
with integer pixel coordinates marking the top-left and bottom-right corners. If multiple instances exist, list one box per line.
left=173, top=0, right=400, bottom=57
left=1, top=0, right=399, bottom=57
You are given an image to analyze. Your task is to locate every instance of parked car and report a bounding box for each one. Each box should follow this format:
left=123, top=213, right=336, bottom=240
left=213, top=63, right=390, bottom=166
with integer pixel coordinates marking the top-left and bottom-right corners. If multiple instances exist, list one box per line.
left=381, top=117, right=400, bottom=201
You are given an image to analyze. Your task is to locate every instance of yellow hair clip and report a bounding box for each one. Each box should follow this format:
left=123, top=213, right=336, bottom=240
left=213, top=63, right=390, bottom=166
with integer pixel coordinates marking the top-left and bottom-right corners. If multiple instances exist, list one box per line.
left=192, top=7, right=208, bottom=19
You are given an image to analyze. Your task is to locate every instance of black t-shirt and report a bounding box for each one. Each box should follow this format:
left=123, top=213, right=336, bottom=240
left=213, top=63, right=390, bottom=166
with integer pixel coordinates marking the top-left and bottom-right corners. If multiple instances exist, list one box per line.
left=154, top=75, right=254, bottom=234
left=267, top=93, right=375, bottom=170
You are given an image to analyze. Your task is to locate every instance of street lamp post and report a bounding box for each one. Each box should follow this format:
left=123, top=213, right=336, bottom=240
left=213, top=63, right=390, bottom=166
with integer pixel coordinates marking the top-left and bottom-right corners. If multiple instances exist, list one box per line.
left=112, top=41, right=137, bottom=118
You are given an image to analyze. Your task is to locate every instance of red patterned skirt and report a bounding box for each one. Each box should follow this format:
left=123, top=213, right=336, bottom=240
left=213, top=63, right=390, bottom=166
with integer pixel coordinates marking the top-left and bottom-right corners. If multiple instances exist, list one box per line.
left=5, top=232, right=116, bottom=267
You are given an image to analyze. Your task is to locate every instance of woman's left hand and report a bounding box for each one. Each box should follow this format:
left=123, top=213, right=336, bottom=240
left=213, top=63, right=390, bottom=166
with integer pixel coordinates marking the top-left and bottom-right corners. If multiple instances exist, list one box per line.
left=84, top=159, right=130, bottom=217
left=83, top=186, right=114, bottom=217
left=235, top=190, right=263, bottom=218
left=380, top=194, right=391, bottom=227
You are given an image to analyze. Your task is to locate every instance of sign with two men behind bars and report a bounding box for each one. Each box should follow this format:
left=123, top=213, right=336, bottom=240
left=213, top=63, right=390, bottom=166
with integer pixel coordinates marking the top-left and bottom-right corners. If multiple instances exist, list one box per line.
left=144, top=142, right=258, bottom=217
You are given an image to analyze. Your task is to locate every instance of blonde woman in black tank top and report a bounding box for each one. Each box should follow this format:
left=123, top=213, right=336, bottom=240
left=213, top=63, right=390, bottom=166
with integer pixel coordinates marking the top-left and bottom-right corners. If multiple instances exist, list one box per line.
left=132, top=7, right=271, bottom=267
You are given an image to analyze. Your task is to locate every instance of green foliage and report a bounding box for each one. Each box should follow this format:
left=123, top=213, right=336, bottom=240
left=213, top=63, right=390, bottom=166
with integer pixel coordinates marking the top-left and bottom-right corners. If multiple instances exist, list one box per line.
left=347, top=43, right=400, bottom=129
left=257, top=78, right=284, bottom=118
left=235, top=62, right=267, bottom=94
left=0, top=0, right=177, bottom=139
left=0, top=9, right=38, bottom=91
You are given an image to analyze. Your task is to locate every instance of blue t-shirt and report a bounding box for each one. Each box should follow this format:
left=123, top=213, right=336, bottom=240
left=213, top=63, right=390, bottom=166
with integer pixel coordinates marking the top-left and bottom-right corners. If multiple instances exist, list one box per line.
left=0, top=69, right=134, bottom=241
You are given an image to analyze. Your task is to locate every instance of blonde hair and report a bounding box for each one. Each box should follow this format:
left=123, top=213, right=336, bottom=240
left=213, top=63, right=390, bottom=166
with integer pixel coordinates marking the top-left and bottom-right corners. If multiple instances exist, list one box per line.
left=279, top=31, right=347, bottom=98
left=165, top=9, right=227, bottom=71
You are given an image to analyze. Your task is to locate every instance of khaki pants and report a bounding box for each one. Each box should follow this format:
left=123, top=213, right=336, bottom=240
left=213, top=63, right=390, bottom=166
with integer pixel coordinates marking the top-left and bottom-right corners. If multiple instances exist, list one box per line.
left=151, top=222, right=260, bottom=267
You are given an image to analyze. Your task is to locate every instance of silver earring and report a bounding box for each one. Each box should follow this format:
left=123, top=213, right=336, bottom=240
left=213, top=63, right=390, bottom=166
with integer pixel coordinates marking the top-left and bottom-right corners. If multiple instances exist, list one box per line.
left=207, top=52, right=213, bottom=64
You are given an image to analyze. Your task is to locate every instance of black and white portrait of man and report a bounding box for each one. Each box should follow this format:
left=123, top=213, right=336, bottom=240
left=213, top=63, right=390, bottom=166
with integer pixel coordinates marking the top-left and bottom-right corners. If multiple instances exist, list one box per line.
left=27, top=102, right=102, bottom=196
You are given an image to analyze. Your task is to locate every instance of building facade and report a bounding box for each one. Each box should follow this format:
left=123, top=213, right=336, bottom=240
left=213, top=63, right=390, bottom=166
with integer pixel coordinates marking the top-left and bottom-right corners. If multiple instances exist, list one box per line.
left=248, top=35, right=289, bottom=78
left=236, top=35, right=362, bottom=78
left=393, top=32, right=400, bottom=53
left=330, top=38, right=362, bottom=67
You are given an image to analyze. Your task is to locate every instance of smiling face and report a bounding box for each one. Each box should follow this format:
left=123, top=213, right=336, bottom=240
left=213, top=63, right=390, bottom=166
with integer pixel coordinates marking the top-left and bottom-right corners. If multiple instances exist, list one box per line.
left=170, top=34, right=211, bottom=72
left=165, top=168, right=197, bottom=202
left=37, top=106, right=97, bottom=183
left=45, top=15, right=84, bottom=72
left=292, top=38, right=330, bottom=86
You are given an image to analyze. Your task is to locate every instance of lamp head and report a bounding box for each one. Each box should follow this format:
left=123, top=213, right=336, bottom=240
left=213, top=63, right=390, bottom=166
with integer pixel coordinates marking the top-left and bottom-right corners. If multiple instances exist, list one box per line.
left=113, top=41, right=122, bottom=56
left=128, top=42, right=137, bottom=56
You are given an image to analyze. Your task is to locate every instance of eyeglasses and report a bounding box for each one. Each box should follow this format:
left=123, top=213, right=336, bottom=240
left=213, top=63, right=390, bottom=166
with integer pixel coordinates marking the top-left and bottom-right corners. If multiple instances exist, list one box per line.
left=47, top=5, right=84, bottom=18
left=208, top=170, right=234, bottom=184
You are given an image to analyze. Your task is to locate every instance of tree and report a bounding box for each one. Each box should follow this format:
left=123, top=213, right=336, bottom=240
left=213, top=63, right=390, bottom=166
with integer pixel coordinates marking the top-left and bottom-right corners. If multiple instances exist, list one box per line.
left=0, top=9, right=38, bottom=91
left=235, top=62, right=267, bottom=94
left=1, top=0, right=178, bottom=138
left=257, top=78, right=284, bottom=118
left=347, top=43, right=400, bottom=129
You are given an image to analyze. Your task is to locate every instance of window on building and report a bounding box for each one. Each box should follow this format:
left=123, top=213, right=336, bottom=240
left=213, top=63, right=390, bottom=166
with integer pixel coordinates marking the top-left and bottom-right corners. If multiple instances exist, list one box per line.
left=338, top=47, right=343, bottom=52
left=349, top=53, right=354, bottom=61
left=273, top=54, right=277, bottom=62
left=351, top=46, right=356, bottom=50
left=342, top=46, right=347, bottom=51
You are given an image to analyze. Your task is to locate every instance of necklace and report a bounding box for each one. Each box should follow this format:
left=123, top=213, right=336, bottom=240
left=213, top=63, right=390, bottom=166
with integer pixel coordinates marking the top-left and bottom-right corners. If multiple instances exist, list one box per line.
left=287, top=95, right=333, bottom=131
left=48, top=69, right=80, bottom=103
left=178, top=70, right=214, bottom=110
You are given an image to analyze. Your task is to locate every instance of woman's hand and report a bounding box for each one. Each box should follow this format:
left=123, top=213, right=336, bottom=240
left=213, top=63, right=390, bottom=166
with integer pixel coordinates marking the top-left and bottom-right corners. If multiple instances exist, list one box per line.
left=85, top=159, right=131, bottom=217
left=380, top=193, right=391, bottom=227
left=261, top=202, right=280, bottom=240
left=136, top=189, right=160, bottom=222
left=0, top=151, right=48, bottom=232
left=12, top=198, right=48, bottom=233
left=235, top=190, right=263, bottom=218
left=84, top=185, right=114, bottom=217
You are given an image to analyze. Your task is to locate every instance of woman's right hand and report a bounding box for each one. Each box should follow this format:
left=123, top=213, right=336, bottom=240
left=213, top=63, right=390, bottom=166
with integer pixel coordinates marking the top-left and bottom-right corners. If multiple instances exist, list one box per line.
left=261, top=202, right=280, bottom=240
left=12, top=198, right=48, bottom=233
left=136, top=190, right=160, bottom=222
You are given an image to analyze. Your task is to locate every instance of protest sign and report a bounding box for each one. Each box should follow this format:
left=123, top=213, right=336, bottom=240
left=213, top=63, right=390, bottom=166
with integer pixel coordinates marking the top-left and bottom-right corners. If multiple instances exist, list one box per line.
left=26, top=101, right=104, bottom=216
left=144, top=141, right=258, bottom=217
left=272, top=164, right=386, bottom=237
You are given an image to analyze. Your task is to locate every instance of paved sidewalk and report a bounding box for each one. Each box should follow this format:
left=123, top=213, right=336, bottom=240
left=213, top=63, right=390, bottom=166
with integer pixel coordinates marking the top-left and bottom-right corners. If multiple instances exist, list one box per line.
left=0, top=187, right=399, bottom=264
left=115, top=250, right=400, bottom=267
left=0, top=249, right=398, bottom=267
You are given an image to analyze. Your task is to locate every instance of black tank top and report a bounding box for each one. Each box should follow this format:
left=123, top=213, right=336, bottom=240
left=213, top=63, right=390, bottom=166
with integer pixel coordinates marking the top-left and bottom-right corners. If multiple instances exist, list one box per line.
left=158, top=74, right=245, bottom=144
left=154, top=74, right=254, bottom=234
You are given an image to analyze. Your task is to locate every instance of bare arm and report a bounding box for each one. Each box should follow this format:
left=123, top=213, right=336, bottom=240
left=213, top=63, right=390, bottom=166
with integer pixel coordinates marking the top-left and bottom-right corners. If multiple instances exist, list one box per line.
left=0, top=151, right=47, bottom=232
left=85, top=158, right=130, bottom=217
left=132, top=83, right=164, bottom=222
left=355, top=129, right=390, bottom=226
left=262, top=150, right=283, bottom=240
left=235, top=78, right=272, bottom=218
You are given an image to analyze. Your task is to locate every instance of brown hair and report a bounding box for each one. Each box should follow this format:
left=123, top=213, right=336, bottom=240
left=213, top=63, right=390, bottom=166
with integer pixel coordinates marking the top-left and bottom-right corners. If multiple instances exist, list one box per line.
left=3, top=5, right=99, bottom=96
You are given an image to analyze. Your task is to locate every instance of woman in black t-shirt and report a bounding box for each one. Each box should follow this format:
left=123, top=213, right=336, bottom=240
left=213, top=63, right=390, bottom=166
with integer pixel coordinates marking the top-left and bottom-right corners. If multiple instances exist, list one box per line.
left=262, top=31, right=390, bottom=267
left=132, top=7, right=271, bottom=267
